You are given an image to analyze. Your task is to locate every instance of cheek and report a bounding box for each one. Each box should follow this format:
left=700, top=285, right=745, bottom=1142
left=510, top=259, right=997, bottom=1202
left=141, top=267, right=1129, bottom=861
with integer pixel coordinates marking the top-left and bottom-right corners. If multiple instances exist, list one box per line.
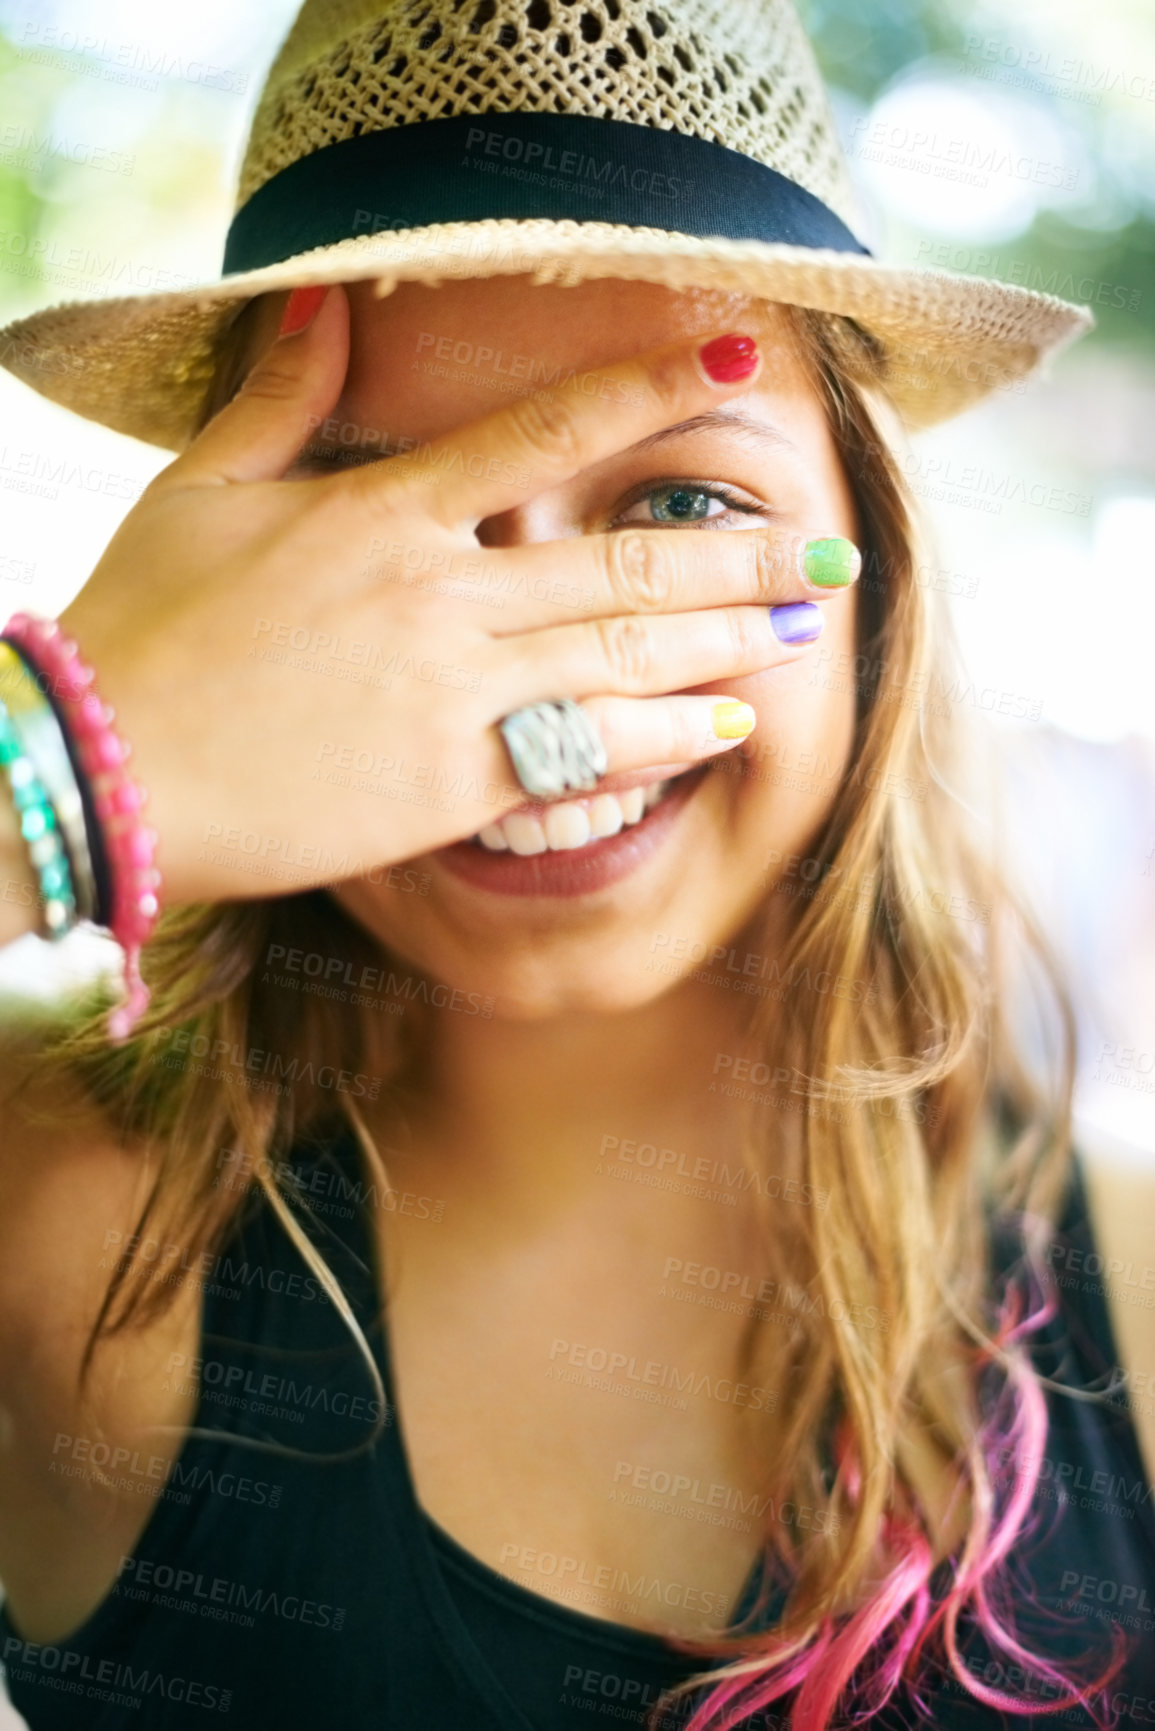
left=715, top=593, right=857, bottom=777
left=693, top=599, right=858, bottom=889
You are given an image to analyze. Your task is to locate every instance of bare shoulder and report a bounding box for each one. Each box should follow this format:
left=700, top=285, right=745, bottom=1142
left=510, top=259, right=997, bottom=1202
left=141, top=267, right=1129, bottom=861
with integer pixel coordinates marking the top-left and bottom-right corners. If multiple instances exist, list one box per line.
left=0, top=1018, right=204, bottom=1407
left=0, top=1025, right=201, bottom=1639
left=1076, top=1137, right=1155, bottom=1488
left=0, top=1024, right=152, bottom=1371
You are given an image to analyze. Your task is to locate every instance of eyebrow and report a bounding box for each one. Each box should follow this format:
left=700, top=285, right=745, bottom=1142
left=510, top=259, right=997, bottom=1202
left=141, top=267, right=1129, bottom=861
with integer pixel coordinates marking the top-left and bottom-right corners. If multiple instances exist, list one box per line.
left=624, top=406, right=798, bottom=456
left=291, top=403, right=796, bottom=469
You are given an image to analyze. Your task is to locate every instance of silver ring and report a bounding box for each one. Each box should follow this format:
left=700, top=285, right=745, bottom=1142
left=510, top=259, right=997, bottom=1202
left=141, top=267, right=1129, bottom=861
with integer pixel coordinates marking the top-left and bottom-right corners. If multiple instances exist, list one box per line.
left=498, top=699, right=608, bottom=801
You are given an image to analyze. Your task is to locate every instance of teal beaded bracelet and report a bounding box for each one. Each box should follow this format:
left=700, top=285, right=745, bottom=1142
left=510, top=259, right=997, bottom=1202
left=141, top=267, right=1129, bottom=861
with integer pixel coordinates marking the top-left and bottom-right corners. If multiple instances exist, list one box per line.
left=0, top=699, right=77, bottom=937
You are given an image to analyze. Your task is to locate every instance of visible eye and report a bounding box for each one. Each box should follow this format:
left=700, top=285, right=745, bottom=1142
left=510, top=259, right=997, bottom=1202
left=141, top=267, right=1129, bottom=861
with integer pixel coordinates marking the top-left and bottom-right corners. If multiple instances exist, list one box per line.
left=613, top=481, right=769, bottom=530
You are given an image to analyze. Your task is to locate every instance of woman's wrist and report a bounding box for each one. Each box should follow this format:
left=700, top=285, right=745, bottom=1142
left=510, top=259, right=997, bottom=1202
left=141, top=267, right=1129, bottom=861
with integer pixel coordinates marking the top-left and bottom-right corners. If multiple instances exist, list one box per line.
left=0, top=641, right=96, bottom=923
left=0, top=614, right=161, bottom=1037
left=0, top=777, right=42, bottom=948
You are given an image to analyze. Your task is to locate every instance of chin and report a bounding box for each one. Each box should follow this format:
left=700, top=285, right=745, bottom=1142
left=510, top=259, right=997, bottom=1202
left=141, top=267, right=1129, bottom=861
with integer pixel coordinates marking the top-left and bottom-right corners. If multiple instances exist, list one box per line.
left=376, top=927, right=700, bottom=1022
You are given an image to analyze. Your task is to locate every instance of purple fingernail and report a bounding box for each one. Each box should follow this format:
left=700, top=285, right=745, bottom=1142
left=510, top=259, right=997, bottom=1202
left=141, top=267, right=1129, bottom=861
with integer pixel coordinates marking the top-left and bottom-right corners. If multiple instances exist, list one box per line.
left=770, top=602, right=823, bottom=644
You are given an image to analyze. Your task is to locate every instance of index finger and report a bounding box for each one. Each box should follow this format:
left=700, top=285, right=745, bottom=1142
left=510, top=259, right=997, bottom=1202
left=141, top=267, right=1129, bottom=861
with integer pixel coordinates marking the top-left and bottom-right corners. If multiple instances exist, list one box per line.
left=343, top=330, right=762, bottom=531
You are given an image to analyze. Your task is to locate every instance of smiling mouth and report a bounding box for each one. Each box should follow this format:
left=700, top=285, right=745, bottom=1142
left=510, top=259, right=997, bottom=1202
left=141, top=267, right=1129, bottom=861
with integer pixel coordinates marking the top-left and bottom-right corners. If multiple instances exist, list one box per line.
left=468, top=764, right=711, bottom=855
left=440, top=763, right=712, bottom=898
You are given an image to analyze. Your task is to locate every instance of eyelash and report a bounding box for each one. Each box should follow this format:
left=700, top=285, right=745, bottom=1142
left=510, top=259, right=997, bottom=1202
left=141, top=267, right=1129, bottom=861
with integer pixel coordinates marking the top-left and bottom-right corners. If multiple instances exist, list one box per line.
left=291, top=455, right=770, bottom=532
left=612, top=481, right=769, bottom=530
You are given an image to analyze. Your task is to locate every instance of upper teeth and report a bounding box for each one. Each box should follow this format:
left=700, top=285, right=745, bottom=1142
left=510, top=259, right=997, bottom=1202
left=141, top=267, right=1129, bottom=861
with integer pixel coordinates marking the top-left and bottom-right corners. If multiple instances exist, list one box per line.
left=476, top=779, right=669, bottom=854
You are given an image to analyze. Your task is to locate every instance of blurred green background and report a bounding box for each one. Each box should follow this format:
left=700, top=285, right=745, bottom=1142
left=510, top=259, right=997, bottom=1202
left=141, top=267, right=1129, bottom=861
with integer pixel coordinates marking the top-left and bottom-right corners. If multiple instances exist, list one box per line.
left=805, top=0, right=1155, bottom=353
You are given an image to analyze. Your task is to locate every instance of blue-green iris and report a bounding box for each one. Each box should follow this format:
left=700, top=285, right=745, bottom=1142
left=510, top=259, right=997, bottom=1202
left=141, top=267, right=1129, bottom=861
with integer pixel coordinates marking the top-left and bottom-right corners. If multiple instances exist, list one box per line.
left=649, top=486, right=713, bottom=522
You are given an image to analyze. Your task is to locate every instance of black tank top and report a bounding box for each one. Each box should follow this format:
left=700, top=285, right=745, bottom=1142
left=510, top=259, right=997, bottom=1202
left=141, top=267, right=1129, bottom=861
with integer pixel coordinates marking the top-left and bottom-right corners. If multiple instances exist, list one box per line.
left=2, top=1129, right=1153, bottom=1730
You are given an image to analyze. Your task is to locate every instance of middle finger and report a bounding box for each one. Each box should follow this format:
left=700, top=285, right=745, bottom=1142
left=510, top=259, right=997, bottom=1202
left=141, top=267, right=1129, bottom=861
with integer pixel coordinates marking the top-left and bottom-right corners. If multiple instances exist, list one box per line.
left=484, top=527, right=860, bottom=635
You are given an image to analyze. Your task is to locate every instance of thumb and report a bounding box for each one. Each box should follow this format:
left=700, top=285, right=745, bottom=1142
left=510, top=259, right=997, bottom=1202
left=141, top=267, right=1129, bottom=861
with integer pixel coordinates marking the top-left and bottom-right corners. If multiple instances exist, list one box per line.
left=175, top=283, right=349, bottom=486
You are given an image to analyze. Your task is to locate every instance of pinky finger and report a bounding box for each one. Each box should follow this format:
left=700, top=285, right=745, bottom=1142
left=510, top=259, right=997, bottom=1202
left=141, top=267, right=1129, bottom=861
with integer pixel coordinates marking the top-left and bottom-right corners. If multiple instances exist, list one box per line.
left=580, top=692, right=757, bottom=780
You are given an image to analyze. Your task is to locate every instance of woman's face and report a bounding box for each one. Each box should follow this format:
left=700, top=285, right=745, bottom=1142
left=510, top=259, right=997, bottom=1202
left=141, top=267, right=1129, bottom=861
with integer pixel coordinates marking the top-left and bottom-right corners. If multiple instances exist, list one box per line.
left=306, top=276, right=861, bottom=1017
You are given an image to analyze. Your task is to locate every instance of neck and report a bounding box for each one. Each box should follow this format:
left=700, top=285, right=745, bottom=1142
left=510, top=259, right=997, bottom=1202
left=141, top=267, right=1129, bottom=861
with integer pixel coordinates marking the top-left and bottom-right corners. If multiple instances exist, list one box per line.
left=380, top=979, right=758, bottom=1209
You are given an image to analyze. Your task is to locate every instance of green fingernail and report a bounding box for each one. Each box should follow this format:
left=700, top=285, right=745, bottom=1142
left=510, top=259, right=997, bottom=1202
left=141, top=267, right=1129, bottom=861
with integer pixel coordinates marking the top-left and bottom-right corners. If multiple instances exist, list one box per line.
left=804, top=537, right=859, bottom=588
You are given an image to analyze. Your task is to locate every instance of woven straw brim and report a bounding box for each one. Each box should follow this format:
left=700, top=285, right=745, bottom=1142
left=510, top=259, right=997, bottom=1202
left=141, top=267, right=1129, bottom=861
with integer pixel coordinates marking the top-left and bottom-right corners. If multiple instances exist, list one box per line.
left=0, top=219, right=1094, bottom=450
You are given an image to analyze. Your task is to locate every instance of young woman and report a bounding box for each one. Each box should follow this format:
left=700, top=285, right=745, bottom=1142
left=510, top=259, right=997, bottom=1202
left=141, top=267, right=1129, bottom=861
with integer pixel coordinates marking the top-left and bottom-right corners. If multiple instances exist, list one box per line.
left=0, top=2, right=1150, bottom=1728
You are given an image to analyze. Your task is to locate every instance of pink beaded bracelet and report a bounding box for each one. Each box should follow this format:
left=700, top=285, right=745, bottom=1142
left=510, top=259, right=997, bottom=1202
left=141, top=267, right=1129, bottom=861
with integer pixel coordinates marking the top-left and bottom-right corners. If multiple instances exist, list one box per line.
left=1, top=612, right=161, bottom=1041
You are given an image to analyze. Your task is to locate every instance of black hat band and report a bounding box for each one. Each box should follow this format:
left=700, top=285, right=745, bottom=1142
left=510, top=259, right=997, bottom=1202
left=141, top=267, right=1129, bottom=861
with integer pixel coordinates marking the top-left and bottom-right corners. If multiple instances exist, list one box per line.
left=223, top=111, right=870, bottom=276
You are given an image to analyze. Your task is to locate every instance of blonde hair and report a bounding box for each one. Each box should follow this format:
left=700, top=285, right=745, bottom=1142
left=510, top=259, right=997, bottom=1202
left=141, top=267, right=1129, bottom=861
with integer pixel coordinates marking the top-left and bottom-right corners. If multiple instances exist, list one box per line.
left=20, top=295, right=1124, bottom=1726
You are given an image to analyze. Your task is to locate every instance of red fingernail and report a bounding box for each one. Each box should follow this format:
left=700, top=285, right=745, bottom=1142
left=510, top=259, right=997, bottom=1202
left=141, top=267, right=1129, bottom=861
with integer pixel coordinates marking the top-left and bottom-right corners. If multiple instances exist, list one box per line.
left=698, top=333, right=760, bottom=385
left=278, top=285, right=328, bottom=338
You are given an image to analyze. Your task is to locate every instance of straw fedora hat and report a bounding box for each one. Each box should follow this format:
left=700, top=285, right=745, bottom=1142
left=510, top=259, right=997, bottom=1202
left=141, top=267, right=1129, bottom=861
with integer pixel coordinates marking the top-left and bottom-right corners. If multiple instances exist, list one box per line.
left=0, top=0, right=1094, bottom=449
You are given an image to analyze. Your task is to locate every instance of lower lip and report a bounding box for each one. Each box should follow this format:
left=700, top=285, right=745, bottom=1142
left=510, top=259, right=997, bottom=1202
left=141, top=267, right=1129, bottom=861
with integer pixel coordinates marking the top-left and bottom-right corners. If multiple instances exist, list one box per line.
left=435, top=766, right=709, bottom=898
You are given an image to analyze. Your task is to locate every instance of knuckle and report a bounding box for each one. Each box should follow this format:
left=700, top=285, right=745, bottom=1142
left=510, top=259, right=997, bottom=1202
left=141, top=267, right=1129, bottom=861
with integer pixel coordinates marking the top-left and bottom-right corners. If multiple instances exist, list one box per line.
left=604, top=531, right=674, bottom=612
left=505, top=392, right=583, bottom=467
left=753, top=532, right=790, bottom=597
left=578, top=696, right=619, bottom=758
left=725, top=607, right=764, bottom=665
left=235, top=360, right=302, bottom=405
left=641, top=345, right=687, bottom=415
left=595, top=613, right=655, bottom=690
left=666, top=703, right=706, bottom=762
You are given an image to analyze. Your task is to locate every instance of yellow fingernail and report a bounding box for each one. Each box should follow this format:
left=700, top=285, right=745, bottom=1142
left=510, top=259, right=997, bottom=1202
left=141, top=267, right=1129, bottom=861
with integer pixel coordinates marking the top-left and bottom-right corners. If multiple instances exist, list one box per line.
left=712, top=700, right=756, bottom=740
